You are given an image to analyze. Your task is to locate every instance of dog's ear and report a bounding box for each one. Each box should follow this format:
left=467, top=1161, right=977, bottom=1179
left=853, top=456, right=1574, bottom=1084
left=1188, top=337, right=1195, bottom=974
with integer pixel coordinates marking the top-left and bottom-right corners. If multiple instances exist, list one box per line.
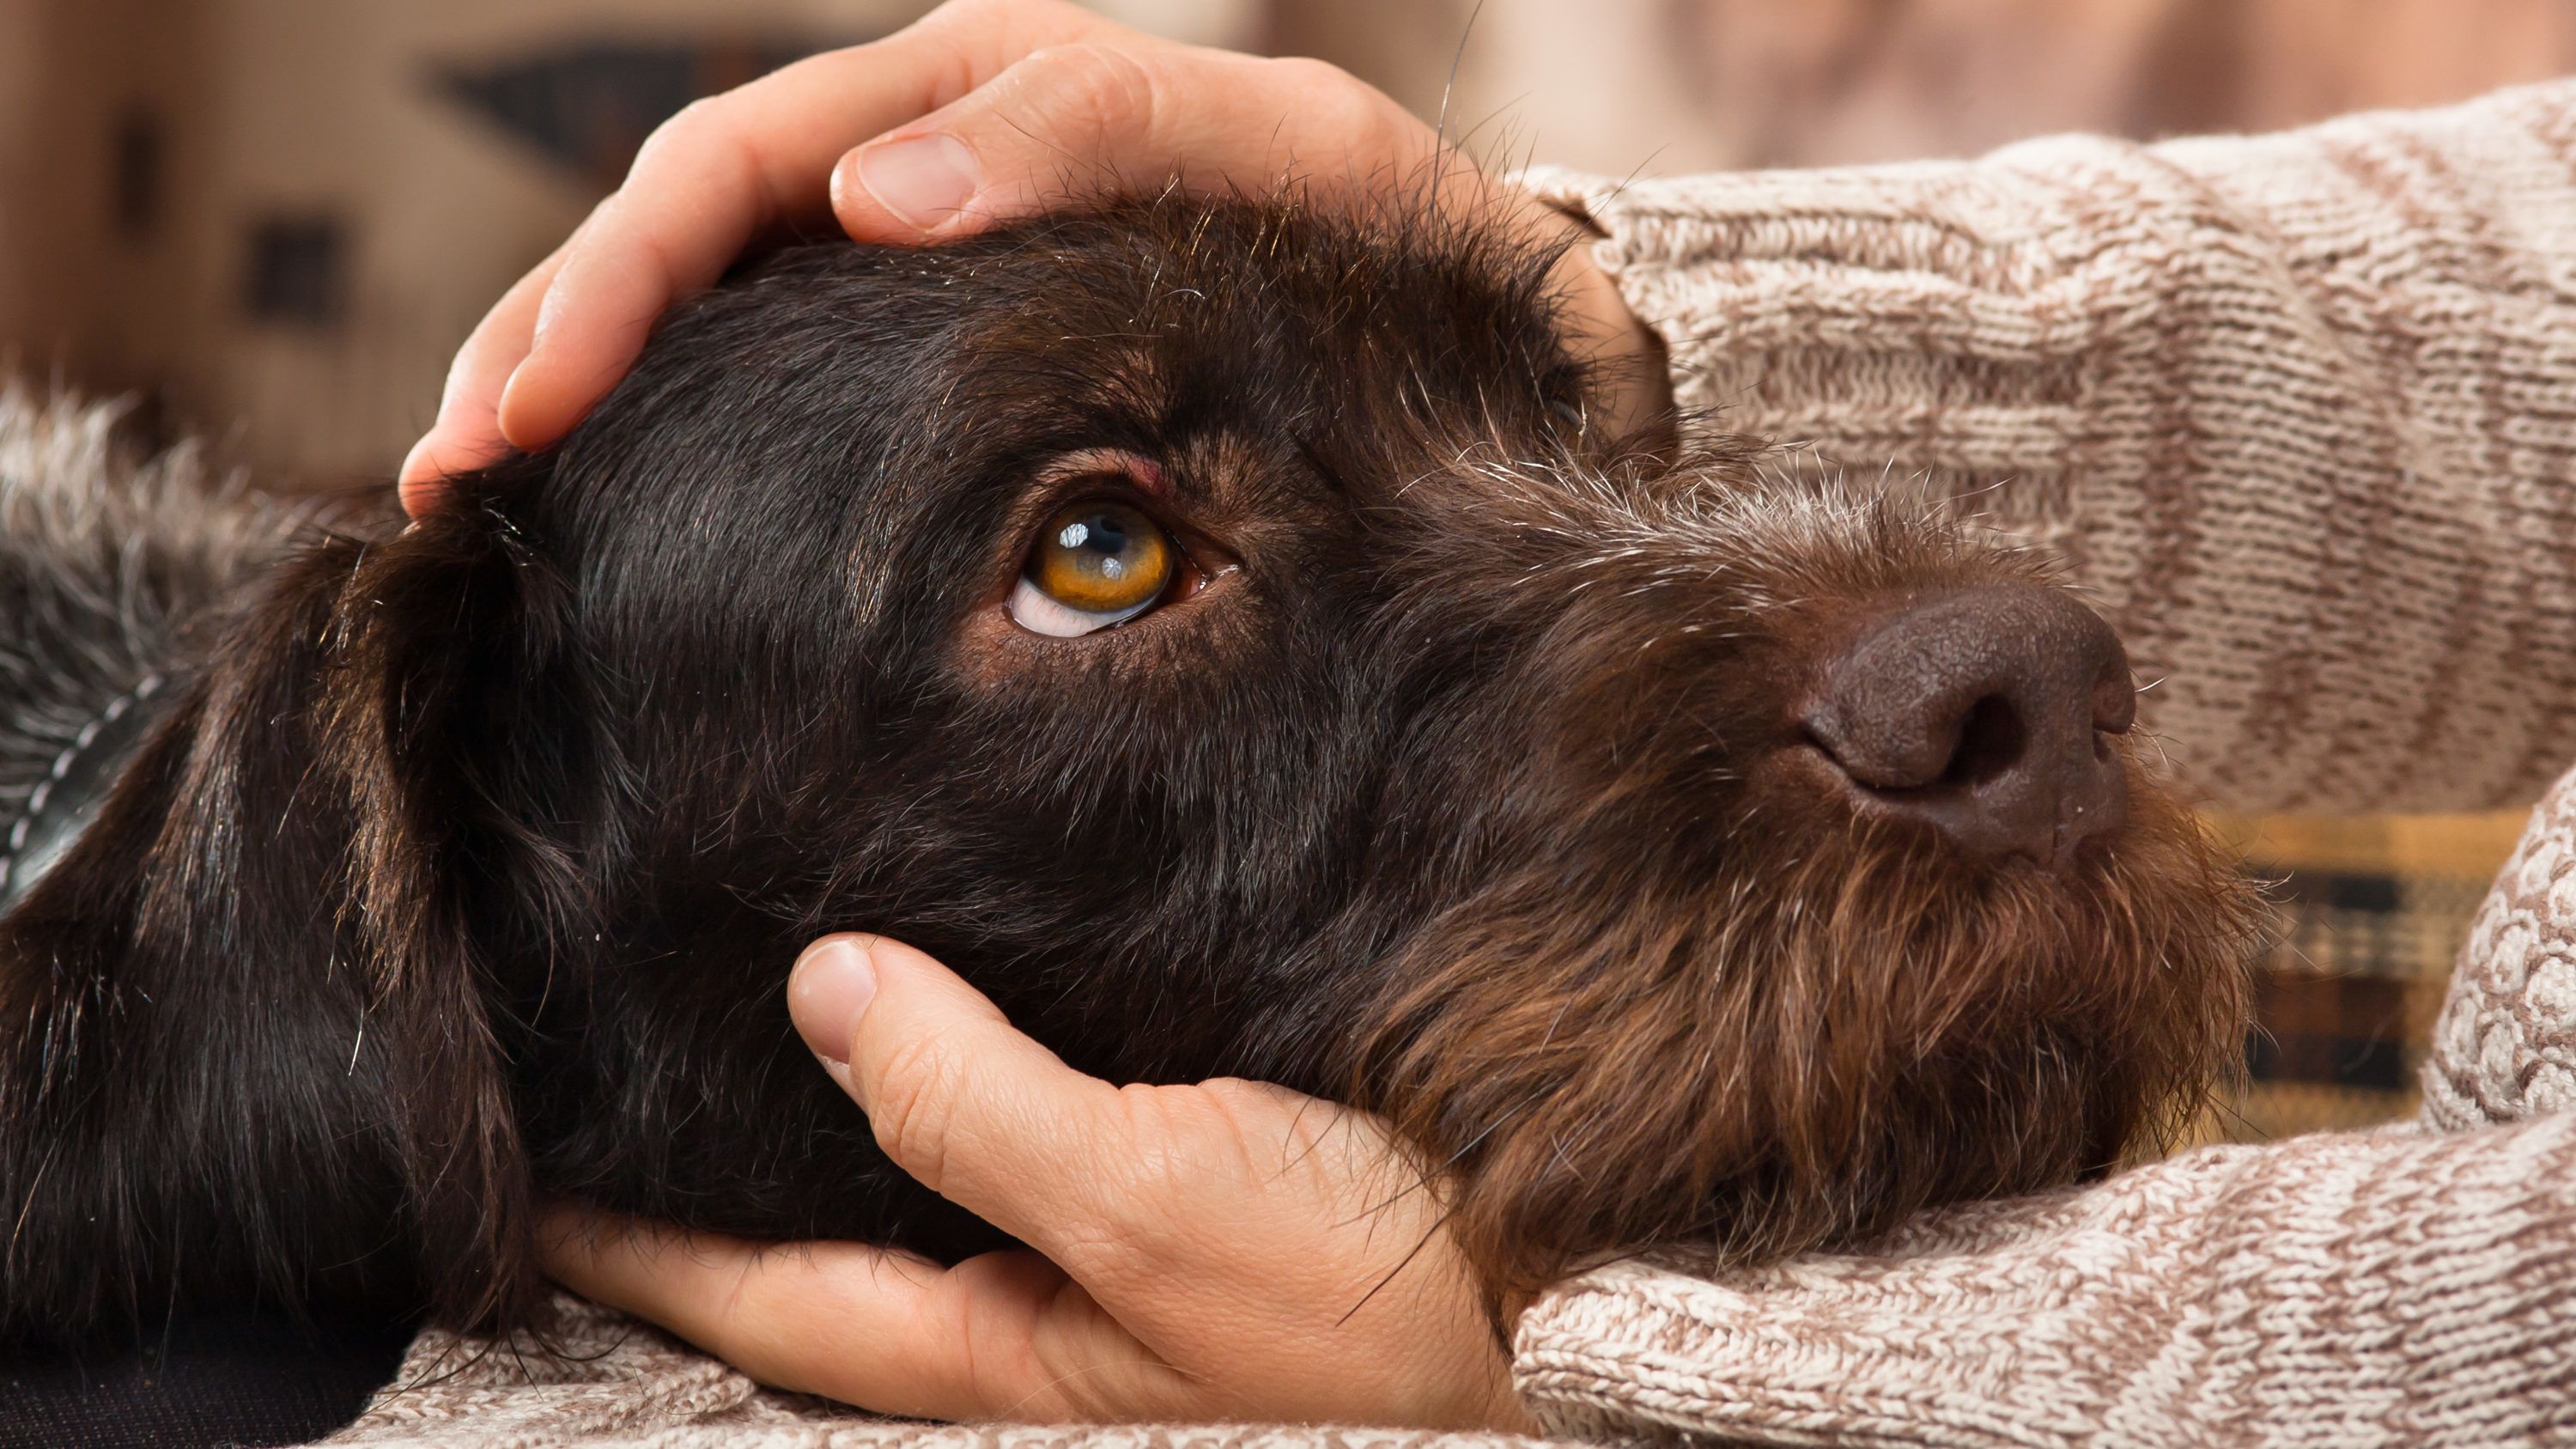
left=307, top=488, right=588, bottom=1331
left=0, top=469, right=580, bottom=1344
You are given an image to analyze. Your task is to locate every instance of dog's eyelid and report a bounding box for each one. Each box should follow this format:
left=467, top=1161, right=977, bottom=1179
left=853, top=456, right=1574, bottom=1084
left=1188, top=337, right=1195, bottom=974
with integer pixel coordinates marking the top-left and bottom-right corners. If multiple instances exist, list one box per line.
left=1033, top=446, right=1172, bottom=501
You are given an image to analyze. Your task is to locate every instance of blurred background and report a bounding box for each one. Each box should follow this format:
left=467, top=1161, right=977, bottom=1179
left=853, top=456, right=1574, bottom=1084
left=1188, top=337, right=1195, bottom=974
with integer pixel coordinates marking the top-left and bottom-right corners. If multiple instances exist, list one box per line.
left=5, top=0, right=2571, bottom=1144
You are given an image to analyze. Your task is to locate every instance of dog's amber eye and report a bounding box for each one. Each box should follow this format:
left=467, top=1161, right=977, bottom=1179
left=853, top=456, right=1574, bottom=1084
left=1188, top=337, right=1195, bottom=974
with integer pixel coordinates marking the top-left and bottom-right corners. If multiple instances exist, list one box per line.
left=1008, top=500, right=1177, bottom=637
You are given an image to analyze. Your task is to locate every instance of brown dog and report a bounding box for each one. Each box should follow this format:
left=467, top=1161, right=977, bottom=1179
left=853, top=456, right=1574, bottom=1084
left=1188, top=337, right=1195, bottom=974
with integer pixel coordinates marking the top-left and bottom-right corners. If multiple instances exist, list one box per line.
left=0, top=193, right=2260, bottom=1370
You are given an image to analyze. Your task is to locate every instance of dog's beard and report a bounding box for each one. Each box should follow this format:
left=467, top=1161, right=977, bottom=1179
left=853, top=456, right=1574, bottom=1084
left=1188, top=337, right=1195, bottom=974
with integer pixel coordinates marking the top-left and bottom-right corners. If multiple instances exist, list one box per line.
left=1350, top=748, right=2261, bottom=1305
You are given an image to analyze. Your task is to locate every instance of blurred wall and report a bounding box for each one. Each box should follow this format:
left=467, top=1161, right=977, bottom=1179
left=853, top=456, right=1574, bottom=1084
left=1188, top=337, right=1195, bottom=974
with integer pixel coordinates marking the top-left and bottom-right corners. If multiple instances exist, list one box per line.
left=1278, top=0, right=2576, bottom=174
left=0, top=0, right=1253, bottom=480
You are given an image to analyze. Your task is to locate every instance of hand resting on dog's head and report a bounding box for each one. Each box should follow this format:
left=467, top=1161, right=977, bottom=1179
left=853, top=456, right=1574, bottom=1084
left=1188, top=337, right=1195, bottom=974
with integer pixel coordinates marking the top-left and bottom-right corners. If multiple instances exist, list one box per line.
left=397, top=0, right=1668, bottom=509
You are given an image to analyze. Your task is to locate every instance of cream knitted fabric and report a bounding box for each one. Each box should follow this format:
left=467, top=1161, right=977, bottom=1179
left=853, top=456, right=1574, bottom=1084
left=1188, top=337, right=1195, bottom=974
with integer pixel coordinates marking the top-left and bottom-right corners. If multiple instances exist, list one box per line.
left=326, top=81, right=2576, bottom=1447
left=2424, top=764, right=2576, bottom=1133
left=1512, top=1112, right=2576, bottom=1447
left=323, top=1291, right=1552, bottom=1449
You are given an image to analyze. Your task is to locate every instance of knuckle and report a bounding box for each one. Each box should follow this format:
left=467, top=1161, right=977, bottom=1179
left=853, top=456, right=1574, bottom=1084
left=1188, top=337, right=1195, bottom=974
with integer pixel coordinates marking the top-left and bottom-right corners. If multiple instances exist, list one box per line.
left=1262, top=54, right=1357, bottom=94
left=1263, top=56, right=1396, bottom=145
left=1195, top=1074, right=1298, bottom=1129
left=706, top=1254, right=816, bottom=1382
left=1012, top=42, right=1157, bottom=144
left=630, top=94, right=727, bottom=174
left=1200, top=1075, right=1392, bottom=1185
left=1014, top=41, right=1105, bottom=87
left=866, top=1033, right=968, bottom=1187
left=1202, top=1077, right=1334, bottom=1170
left=938, top=1257, right=1036, bottom=1405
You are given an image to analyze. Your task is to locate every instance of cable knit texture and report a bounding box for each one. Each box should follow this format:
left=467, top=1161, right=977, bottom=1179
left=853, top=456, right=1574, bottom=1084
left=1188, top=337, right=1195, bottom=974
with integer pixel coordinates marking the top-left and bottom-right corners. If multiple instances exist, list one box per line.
left=2423, top=766, right=2576, bottom=1132
left=325, top=81, right=2576, bottom=1446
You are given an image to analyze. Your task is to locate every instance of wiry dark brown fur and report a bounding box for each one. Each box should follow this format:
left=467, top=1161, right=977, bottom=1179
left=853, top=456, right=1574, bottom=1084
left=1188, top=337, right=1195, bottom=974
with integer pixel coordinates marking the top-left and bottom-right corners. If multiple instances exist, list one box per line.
left=1347, top=474, right=2255, bottom=1294
left=0, top=191, right=2261, bottom=1352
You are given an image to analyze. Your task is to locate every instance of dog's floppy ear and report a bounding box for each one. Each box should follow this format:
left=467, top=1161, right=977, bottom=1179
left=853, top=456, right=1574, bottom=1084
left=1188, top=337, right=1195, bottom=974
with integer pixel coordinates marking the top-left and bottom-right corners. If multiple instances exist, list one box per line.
left=307, top=486, right=587, bottom=1330
left=0, top=468, right=580, bottom=1344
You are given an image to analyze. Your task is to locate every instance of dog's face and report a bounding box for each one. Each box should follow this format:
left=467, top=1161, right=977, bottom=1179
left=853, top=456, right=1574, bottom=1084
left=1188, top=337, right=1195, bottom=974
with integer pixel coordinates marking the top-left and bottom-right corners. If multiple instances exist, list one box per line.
left=1, top=194, right=2257, bottom=1345
left=482, top=196, right=2256, bottom=1297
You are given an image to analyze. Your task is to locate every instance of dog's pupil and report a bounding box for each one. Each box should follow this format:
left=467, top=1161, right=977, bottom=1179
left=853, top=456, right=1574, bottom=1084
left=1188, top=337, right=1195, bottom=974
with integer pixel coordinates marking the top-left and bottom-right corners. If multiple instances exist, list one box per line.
left=1067, top=514, right=1131, bottom=575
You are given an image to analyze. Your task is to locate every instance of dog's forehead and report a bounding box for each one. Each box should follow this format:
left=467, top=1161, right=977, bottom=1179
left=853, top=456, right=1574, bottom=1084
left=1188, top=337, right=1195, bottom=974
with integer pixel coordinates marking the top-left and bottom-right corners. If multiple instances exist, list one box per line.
left=548, top=198, right=1584, bottom=593
left=930, top=199, right=1575, bottom=415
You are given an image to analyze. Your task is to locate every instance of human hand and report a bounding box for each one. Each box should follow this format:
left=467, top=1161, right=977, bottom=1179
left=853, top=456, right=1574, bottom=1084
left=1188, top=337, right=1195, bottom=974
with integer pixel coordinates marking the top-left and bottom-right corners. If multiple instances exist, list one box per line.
left=398, top=0, right=1666, bottom=515
left=538, top=934, right=1528, bottom=1430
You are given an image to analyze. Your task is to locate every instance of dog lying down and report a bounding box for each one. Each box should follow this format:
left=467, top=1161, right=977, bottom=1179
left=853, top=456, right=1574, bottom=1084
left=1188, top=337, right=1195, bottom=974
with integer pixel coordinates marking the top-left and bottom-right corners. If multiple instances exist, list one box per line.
left=0, top=194, right=2261, bottom=1367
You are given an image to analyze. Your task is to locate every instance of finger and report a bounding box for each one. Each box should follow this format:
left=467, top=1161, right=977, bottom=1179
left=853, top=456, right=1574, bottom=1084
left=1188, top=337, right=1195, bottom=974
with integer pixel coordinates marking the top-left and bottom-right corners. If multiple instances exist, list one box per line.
left=396, top=238, right=573, bottom=513
left=831, top=47, right=1435, bottom=244
left=536, top=1202, right=940, bottom=1397
left=495, top=0, right=1114, bottom=451
left=538, top=1204, right=1186, bottom=1422
left=787, top=935, right=1138, bottom=1257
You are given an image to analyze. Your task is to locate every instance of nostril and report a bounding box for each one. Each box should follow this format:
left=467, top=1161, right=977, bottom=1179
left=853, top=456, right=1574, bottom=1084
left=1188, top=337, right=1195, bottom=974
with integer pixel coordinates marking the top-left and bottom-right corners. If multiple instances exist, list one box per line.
left=2091, top=673, right=2138, bottom=734
left=1938, top=695, right=2026, bottom=789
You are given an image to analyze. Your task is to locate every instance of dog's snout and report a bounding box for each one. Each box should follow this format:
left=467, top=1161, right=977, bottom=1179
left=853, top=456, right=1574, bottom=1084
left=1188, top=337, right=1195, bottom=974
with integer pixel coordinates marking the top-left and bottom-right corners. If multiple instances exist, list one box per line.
left=1798, top=584, right=2135, bottom=870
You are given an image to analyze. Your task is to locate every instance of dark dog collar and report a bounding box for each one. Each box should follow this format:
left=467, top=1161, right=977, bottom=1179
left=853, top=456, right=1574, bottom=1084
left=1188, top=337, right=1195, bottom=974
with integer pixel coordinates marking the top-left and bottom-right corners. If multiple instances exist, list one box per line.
left=0, top=675, right=168, bottom=916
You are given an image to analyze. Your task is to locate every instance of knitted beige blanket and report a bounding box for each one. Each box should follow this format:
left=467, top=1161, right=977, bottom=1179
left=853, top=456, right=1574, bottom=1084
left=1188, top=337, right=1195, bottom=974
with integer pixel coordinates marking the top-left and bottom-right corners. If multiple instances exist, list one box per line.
left=326, top=78, right=2576, bottom=1447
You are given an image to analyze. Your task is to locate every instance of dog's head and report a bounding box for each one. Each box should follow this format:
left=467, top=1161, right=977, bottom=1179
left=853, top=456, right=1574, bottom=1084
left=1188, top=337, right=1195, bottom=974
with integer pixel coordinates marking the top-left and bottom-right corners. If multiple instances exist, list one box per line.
left=3, top=192, right=2257, bottom=1342
left=457, top=191, right=2258, bottom=1295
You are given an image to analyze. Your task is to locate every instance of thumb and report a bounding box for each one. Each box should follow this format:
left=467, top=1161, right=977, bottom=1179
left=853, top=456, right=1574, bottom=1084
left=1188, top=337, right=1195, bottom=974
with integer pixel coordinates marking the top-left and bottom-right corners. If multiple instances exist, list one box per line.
left=786, top=934, right=1124, bottom=1253
left=829, top=45, right=1427, bottom=243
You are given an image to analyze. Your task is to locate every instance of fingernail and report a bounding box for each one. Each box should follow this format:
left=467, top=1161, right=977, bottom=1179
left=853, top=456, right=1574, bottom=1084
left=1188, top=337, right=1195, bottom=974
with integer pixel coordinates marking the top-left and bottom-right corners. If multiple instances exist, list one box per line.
left=789, top=936, right=880, bottom=1064
left=856, top=135, right=979, bottom=230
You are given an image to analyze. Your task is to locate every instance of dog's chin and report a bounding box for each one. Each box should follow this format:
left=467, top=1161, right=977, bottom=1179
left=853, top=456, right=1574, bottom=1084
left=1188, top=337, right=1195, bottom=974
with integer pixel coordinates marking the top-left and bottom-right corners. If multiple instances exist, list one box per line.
left=1352, top=750, right=2263, bottom=1308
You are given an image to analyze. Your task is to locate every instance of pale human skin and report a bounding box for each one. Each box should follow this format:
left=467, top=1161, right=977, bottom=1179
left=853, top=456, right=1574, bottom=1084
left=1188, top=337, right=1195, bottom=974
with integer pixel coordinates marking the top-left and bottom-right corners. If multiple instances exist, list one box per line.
left=427, top=0, right=1668, bottom=1428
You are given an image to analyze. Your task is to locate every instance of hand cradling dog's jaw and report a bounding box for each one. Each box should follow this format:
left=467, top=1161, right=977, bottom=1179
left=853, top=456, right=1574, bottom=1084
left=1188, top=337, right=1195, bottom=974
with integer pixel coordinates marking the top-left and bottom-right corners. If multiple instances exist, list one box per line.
left=0, top=189, right=2263, bottom=1351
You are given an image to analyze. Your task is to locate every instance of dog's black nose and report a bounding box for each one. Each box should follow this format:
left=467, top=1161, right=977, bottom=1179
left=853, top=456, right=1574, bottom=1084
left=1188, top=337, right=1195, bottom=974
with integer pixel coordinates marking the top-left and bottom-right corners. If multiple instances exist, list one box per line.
left=1799, top=584, right=2135, bottom=869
